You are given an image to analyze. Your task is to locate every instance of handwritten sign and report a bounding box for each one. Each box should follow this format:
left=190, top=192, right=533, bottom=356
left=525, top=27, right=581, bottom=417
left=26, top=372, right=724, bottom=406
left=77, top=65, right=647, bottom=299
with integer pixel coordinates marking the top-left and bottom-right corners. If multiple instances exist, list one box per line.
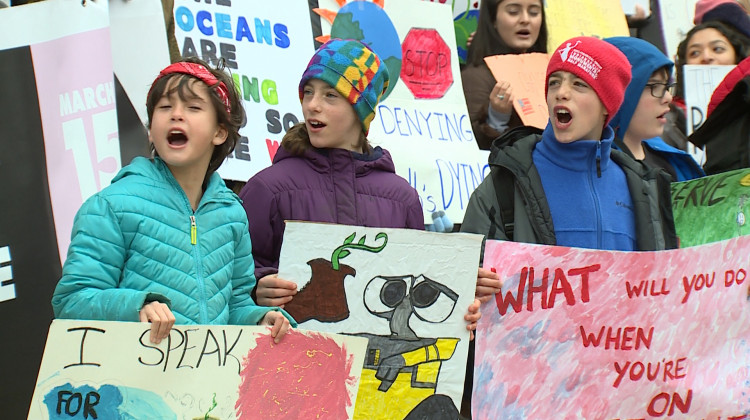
left=683, top=64, right=735, bottom=135
left=683, top=64, right=734, bottom=165
left=474, top=238, right=750, bottom=418
left=29, top=320, right=367, bottom=419
left=278, top=222, right=482, bottom=420
left=178, top=0, right=489, bottom=222
left=672, top=168, right=750, bottom=247
left=318, top=0, right=488, bottom=223
left=174, top=0, right=314, bottom=181
left=484, top=53, right=550, bottom=129
left=544, top=0, right=629, bottom=52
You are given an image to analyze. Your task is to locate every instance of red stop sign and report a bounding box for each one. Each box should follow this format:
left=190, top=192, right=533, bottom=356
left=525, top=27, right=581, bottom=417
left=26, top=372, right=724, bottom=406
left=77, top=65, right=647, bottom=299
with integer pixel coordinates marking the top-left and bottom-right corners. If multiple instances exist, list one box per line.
left=401, top=28, right=453, bottom=99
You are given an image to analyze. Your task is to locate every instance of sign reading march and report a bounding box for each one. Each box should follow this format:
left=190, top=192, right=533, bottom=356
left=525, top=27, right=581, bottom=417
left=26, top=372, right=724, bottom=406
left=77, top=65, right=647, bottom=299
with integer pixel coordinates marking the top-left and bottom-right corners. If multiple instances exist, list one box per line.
left=474, top=239, right=750, bottom=418
left=29, top=320, right=367, bottom=419
left=278, top=222, right=482, bottom=419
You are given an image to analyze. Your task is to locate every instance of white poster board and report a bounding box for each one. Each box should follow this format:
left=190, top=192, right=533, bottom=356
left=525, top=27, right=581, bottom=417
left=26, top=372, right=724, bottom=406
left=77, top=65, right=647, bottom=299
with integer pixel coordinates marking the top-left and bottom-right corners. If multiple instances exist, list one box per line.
left=109, top=0, right=170, bottom=125
left=683, top=64, right=734, bottom=165
left=175, top=0, right=489, bottom=223
left=277, top=222, right=482, bottom=419
left=173, top=0, right=315, bottom=182
left=29, top=320, right=367, bottom=419
left=660, top=0, right=700, bottom=59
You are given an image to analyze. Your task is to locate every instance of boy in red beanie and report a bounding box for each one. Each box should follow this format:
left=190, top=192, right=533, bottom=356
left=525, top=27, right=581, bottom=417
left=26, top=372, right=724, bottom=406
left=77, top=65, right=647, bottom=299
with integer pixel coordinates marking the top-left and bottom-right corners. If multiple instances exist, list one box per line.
left=462, top=36, right=677, bottom=257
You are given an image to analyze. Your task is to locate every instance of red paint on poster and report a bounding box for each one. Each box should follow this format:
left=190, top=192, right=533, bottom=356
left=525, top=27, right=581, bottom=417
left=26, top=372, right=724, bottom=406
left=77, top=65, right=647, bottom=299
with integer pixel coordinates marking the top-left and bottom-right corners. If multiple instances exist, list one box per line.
left=235, top=330, right=356, bottom=419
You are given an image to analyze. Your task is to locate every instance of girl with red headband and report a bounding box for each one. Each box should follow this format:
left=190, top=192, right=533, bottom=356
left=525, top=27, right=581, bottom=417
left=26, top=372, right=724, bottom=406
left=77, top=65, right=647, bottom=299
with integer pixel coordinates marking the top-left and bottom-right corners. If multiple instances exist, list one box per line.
left=52, top=57, right=295, bottom=344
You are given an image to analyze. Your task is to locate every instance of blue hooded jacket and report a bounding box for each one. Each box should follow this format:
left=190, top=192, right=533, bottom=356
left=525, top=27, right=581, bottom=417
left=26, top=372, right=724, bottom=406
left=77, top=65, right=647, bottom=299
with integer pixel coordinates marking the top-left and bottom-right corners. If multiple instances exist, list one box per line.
left=605, top=36, right=704, bottom=181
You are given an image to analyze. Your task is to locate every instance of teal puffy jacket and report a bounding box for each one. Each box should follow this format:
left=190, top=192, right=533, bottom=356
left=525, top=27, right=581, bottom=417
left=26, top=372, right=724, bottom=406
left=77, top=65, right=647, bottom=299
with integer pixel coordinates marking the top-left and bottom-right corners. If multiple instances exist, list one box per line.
left=53, top=157, right=293, bottom=326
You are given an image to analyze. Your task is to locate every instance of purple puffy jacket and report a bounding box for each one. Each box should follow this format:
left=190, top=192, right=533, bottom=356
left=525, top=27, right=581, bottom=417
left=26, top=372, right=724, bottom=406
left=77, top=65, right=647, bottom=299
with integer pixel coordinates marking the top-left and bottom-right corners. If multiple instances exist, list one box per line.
left=239, top=145, right=424, bottom=279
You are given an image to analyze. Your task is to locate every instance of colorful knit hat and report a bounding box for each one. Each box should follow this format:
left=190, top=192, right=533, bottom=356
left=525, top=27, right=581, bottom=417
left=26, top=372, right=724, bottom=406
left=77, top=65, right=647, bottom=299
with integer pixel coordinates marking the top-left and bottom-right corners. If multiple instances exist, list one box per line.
left=299, top=39, right=390, bottom=135
left=546, top=36, right=632, bottom=125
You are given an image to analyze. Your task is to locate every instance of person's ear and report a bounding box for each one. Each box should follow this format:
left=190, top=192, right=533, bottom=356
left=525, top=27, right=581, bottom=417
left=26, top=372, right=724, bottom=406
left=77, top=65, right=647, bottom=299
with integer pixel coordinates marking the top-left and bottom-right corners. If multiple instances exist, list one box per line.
left=213, top=125, right=228, bottom=146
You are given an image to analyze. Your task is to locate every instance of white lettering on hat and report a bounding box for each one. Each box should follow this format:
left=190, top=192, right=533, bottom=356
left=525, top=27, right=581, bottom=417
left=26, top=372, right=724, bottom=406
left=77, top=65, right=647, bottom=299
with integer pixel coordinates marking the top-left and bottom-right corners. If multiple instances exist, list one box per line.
left=559, top=41, right=602, bottom=80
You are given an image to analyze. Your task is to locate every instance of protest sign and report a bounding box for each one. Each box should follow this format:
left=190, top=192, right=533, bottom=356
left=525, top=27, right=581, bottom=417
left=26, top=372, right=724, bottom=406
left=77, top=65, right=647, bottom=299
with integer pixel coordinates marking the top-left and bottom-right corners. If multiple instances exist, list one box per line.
left=544, top=0, right=629, bottom=52
left=672, top=168, right=750, bottom=247
left=29, top=320, right=367, bottom=419
left=474, top=238, right=750, bottom=418
left=0, top=2, right=116, bottom=417
left=278, top=222, right=482, bottom=419
left=683, top=64, right=734, bottom=135
left=173, top=0, right=315, bottom=182
left=175, top=0, right=489, bottom=223
left=484, top=53, right=550, bottom=129
left=683, top=64, right=734, bottom=165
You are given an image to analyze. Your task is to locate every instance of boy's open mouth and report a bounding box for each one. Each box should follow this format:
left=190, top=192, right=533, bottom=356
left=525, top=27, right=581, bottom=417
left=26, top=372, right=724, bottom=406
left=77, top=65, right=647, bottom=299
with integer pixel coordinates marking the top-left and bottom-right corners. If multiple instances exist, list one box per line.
left=167, top=130, right=188, bottom=146
left=556, top=109, right=572, bottom=124
left=308, top=120, right=326, bottom=129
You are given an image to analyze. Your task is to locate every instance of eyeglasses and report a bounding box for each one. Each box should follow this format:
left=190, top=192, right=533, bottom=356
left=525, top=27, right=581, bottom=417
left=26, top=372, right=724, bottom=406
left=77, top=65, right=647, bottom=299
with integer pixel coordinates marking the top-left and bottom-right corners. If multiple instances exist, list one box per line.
left=644, top=82, right=675, bottom=99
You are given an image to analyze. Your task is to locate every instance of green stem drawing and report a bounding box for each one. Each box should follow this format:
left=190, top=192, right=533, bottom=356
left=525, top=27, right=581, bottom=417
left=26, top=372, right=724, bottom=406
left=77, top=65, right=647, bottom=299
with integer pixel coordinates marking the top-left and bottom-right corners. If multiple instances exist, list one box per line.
left=204, top=393, right=217, bottom=420
left=331, top=232, right=388, bottom=270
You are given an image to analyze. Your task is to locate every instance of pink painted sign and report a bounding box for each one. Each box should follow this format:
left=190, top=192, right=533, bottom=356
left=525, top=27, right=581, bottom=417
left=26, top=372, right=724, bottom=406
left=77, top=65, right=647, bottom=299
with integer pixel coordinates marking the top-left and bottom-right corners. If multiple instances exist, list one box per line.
left=31, top=28, right=120, bottom=264
left=474, top=237, right=750, bottom=419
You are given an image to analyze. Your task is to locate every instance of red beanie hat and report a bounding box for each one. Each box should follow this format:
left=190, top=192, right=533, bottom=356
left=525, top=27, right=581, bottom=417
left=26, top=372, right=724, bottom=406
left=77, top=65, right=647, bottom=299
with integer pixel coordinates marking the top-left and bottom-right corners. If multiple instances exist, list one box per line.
left=546, top=36, right=632, bottom=125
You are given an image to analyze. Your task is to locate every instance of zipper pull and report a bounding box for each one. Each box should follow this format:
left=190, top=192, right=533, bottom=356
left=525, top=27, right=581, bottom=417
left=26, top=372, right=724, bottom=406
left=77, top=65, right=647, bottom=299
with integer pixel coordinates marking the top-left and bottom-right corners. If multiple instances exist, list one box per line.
left=596, top=142, right=602, bottom=178
left=190, top=215, right=197, bottom=245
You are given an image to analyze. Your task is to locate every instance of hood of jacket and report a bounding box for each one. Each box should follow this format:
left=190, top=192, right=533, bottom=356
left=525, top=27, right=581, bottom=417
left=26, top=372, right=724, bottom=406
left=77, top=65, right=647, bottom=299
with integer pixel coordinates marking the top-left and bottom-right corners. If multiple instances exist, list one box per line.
left=606, top=36, right=674, bottom=139
left=273, top=144, right=395, bottom=176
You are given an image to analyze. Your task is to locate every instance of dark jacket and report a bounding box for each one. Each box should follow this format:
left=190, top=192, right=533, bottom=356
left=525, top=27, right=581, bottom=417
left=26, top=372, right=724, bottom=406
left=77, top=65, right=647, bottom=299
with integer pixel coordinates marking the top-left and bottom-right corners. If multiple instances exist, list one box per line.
left=240, top=145, right=424, bottom=279
left=461, top=129, right=678, bottom=251
left=689, top=57, right=750, bottom=175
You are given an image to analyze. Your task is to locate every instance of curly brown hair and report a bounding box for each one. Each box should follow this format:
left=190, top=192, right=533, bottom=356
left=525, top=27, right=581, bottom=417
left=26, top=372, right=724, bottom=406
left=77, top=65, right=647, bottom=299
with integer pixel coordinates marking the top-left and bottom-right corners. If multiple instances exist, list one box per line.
left=280, top=122, right=368, bottom=156
left=674, top=20, right=750, bottom=98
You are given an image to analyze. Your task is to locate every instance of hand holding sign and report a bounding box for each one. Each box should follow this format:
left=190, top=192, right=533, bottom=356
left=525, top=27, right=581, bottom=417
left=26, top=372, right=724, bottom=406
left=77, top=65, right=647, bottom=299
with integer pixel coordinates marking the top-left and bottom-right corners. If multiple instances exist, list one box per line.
left=484, top=53, right=550, bottom=129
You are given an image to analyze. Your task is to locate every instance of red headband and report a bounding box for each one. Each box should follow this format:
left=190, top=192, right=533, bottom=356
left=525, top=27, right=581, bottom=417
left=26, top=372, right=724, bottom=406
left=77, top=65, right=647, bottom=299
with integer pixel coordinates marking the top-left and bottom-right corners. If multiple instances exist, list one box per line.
left=148, top=62, right=231, bottom=113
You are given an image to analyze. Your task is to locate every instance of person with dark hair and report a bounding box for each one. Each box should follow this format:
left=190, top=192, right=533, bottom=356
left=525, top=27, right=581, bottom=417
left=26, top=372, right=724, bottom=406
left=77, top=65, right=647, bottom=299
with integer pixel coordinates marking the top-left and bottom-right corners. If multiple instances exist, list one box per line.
left=606, top=36, right=704, bottom=181
left=461, top=0, right=547, bottom=150
left=52, top=57, right=295, bottom=344
left=462, top=36, right=677, bottom=251
left=665, top=20, right=750, bottom=149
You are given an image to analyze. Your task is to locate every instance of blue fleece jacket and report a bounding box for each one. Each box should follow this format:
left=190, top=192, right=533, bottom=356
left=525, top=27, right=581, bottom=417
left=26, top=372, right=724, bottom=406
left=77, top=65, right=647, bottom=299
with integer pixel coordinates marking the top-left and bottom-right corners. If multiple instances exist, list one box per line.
left=532, top=123, right=636, bottom=250
left=606, top=36, right=704, bottom=181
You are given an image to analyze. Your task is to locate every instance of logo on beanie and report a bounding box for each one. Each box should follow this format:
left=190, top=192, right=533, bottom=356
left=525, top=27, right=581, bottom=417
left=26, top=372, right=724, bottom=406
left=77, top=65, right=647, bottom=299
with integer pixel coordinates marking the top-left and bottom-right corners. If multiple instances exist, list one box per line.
left=558, top=40, right=602, bottom=80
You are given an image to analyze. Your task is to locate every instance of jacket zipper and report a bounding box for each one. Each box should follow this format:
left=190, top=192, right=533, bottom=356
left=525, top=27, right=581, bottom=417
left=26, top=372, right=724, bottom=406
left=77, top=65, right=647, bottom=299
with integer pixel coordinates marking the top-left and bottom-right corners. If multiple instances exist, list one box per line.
left=593, top=143, right=603, bottom=247
left=190, top=216, right=197, bottom=245
left=189, top=213, right=209, bottom=323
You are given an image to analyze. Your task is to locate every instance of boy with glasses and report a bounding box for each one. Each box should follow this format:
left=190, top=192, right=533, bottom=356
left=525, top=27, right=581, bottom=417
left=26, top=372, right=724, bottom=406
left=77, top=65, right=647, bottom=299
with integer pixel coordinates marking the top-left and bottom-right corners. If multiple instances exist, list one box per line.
left=606, top=36, right=705, bottom=181
left=461, top=36, right=678, bottom=252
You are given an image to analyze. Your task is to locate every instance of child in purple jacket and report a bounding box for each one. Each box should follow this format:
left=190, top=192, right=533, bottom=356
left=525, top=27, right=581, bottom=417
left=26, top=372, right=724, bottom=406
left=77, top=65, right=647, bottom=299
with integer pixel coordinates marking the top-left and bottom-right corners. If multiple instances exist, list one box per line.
left=240, top=39, right=481, bottom=336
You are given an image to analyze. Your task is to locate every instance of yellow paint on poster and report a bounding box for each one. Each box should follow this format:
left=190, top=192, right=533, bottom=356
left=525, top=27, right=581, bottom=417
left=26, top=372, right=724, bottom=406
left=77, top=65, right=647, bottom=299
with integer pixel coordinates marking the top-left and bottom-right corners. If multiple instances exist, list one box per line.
left=544, top=0, right=629, bottom=51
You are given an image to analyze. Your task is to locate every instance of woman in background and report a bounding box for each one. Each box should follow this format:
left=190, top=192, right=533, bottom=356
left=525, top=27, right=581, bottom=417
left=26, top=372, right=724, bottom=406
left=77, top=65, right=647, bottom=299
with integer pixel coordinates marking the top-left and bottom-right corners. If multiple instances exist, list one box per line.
left=461, top=0, right=547, bottom=149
